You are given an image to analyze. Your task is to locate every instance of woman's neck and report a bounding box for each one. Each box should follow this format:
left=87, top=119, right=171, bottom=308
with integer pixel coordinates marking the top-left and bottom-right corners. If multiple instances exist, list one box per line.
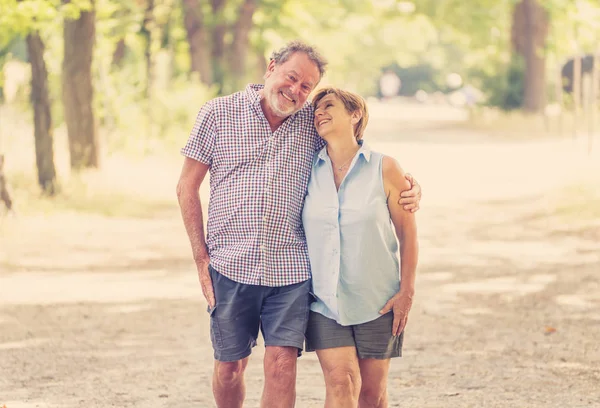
left=326, top=134, right=360, bottom=163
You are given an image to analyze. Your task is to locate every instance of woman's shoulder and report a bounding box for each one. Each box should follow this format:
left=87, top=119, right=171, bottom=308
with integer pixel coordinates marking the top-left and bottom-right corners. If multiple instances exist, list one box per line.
left=380, top=154, right=409, bottom=190
left=380, top=154, right=402, bottom=174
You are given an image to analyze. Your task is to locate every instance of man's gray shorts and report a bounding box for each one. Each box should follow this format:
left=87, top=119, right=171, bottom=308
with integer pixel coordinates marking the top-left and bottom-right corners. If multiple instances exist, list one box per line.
left=305, top=311, right=403, bottom=359
left=207, top=265, right=312, bottom=362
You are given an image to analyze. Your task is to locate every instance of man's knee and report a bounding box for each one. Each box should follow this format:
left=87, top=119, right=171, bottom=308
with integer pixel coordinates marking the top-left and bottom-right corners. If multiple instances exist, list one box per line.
left=214, top=360, right=246, bottom=385
left=264, top=347, right=297, bottom=380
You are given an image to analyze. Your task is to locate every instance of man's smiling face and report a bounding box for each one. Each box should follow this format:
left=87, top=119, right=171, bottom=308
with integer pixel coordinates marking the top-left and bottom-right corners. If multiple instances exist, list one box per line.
left=262, top=52, right=320, bottom=118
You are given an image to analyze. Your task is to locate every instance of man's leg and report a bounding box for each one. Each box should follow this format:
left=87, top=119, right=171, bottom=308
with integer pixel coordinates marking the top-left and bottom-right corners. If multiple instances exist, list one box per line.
left=357, top=358, right=390, bottom=408
left=208, top=266, right=262, bottom=407
left=317, top=346, right=361, bottom=408
left=261, top=346, right=299, bottom=408
left=213, top=357, right=250, bottom=408
left=259, top=280, right=312, bottom=408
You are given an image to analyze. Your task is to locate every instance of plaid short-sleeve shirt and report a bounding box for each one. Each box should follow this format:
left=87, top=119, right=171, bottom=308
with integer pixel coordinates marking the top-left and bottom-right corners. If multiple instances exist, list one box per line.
left=181, top=84, right=323, bottom=287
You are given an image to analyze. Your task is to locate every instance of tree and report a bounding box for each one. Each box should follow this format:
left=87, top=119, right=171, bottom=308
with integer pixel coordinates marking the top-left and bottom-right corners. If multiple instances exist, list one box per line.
left=228, top=0, right=258, bottom=91
left=181, top=0, right=212, bottom=84
left=177, top=0, right=267, bottom=93
left=63, top=0, right=99, bottom=169
left=27, top=32, right=58, bottom=194
left=511, top=0, right=549, bottom=113
left=140, top=0, right=154, bottom=98
left=1, top=0, right=60, bottom=194
left=0, top=154, right=14, bottom=211
left=210, top=0, right=227, bottom=91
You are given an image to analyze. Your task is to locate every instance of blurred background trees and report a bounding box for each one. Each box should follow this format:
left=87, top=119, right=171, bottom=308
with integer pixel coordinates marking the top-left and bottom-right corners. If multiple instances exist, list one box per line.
left=0, top=0, right=599, bottom=200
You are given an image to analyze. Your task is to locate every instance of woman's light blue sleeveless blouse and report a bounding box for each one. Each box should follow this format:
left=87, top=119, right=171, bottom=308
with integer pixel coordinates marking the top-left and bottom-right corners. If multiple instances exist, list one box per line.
left=302, top=143, right=400, bottom=326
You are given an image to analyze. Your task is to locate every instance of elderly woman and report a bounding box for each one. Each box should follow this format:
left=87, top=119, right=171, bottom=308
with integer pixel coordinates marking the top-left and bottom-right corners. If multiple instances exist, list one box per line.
left=302, top=87, right=418, bottom=408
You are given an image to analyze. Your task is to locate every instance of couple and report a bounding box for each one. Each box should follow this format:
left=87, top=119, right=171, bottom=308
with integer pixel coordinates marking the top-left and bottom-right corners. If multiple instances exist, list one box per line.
left=177, top=41, right=420, bottom=408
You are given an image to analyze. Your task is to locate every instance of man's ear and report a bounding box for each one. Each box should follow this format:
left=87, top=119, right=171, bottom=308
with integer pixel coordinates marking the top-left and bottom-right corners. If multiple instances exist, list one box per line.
left=264, top=59, right=276, bottom=80
left=351, top=111, right=362, bottom=125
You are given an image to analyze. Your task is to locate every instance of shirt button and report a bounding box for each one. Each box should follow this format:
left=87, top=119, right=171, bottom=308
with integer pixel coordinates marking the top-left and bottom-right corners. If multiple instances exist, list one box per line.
left=263, top=216, right=267, bottom=222
left=260, top=245, right=266, bottom=251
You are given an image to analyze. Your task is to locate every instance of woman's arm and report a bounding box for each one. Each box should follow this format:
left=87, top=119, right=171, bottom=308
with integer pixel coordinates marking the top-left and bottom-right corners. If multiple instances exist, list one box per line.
left=379, top=155, right=419, bottom=335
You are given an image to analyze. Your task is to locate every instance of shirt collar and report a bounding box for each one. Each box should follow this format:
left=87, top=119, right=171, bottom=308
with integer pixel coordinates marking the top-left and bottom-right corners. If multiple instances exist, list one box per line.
left=245, top=83, right=264, bottom=107
left=316, top=140, right=372, bottom=165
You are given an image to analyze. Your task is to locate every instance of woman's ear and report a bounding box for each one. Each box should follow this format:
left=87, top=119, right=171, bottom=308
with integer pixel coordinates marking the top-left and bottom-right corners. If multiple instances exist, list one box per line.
left=351, top=111, right=362, bottom=125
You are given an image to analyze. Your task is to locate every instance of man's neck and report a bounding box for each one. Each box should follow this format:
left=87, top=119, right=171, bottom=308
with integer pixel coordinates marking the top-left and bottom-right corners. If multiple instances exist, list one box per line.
left=259, top=91, right=290, bottom=133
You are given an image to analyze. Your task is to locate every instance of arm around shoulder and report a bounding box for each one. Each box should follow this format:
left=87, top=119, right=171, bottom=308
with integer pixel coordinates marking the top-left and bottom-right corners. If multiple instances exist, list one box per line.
left=382, top=155, right=411, bottom=201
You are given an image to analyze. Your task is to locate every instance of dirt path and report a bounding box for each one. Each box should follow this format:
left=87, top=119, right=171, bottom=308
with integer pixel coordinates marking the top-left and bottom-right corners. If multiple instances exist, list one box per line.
left=1, top=109, right=600, bottom=407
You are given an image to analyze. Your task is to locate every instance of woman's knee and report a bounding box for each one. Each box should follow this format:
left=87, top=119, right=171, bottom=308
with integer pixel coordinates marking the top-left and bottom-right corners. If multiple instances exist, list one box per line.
left=359, top=382, right=386, bottom=406
left=325, top=365, right=362, bottom=394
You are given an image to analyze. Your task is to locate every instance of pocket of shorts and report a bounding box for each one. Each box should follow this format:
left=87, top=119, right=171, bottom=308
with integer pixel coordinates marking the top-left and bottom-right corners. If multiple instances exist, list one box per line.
left=207, top=304, right=223, bottom=348
left=207, top=304, right=217, bottom=316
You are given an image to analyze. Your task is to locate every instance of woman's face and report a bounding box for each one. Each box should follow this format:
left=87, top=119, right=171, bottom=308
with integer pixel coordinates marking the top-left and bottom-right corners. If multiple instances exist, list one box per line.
left=313, top=94, right=357, bottom=140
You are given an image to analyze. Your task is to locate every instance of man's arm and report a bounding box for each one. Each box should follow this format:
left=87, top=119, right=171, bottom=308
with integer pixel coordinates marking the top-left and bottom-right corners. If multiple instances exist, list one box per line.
left=176, top=157, right=214, bottom=307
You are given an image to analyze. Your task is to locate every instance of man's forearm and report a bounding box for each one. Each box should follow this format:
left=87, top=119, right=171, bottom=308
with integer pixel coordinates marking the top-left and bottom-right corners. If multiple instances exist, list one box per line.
left=178, top=188, right=209, bottom=263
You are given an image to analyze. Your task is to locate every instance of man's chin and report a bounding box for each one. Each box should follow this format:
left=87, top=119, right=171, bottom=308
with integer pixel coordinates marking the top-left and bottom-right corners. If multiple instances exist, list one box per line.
left=273, top=103, right=298, bottom=118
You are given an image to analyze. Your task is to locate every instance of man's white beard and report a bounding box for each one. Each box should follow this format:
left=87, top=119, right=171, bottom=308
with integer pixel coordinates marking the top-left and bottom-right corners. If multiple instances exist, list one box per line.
left=268, top=89, right=297, bottom=118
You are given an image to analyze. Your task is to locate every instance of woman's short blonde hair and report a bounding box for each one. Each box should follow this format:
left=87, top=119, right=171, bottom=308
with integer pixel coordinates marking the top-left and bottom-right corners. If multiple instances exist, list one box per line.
left=311, top=87, right=369, bottom=141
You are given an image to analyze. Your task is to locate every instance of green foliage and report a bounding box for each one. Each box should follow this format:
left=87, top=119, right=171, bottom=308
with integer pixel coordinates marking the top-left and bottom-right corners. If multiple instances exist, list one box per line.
left=97, top=55, right=216, bottom=155
left=2, top=0, right=600, bottom=152
left=0, top=0, right=92, bottom=45
left=476, top=56, right=525, bottom=110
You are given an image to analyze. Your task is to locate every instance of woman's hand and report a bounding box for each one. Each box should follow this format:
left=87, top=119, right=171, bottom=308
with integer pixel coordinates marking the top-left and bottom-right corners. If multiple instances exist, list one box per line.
left=379, top=290, right=414, bottom=336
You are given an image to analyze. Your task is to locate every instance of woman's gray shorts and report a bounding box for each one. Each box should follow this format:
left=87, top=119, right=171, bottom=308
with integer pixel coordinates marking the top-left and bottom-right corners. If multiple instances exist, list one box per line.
left=305, top=311, right=403, bottom=359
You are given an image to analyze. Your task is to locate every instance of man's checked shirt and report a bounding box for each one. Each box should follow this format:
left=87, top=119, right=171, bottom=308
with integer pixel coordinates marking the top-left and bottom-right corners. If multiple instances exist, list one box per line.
left=181, top=84, right=324, bottom=286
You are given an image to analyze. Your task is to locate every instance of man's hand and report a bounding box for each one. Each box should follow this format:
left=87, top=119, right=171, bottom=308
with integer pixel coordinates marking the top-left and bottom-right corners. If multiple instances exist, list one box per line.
left=399, top=173, right=421, bottom=213
left=379, top=290, right=414, bottom=336
left=196, top=260, right=215, bottom=308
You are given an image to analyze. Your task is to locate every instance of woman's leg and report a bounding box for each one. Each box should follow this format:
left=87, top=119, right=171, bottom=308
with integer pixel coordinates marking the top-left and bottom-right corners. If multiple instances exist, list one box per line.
left=316, top=346, right=362, bottom=408
left=357, top=358, right=391, bottom=408
left=353, top=313, right=400, bottom=408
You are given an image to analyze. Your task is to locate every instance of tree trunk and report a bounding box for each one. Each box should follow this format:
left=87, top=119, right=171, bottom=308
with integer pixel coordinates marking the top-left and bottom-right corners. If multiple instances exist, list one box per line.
left=211, top=0, right=226, bottom=91
left=511, top=0, right=549, bottom=113
left=181, top=0, right=212, bottom=84
left=63, top=1, right=99, bottom=169
left=0, top=155, right=14, bottom=211
left=27, top=32, right=58, bottom=194
left=228, top=0, right=257, bottom=91
left=140, top=0, right=154, bottom=98
left=257, top=40, right=268, bottom=73
left=112, top=38, right=126, bottom=67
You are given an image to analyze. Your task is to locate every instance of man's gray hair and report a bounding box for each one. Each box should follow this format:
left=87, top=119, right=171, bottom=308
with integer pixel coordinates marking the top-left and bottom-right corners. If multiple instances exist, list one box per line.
left=270, top=40, right=328, bottom=78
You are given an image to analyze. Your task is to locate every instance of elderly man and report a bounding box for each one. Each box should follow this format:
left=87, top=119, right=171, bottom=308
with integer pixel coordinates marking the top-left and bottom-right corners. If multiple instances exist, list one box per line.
left=176, top=40, right=421, bottom=408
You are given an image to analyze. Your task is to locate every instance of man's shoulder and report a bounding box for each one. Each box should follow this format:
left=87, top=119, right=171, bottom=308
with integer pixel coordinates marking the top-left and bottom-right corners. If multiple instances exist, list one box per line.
left=210, top=90, right=248, bottom=110
left=297, top=102, right=314, bottom=117
left=294, top=103, right=316, bottom=127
